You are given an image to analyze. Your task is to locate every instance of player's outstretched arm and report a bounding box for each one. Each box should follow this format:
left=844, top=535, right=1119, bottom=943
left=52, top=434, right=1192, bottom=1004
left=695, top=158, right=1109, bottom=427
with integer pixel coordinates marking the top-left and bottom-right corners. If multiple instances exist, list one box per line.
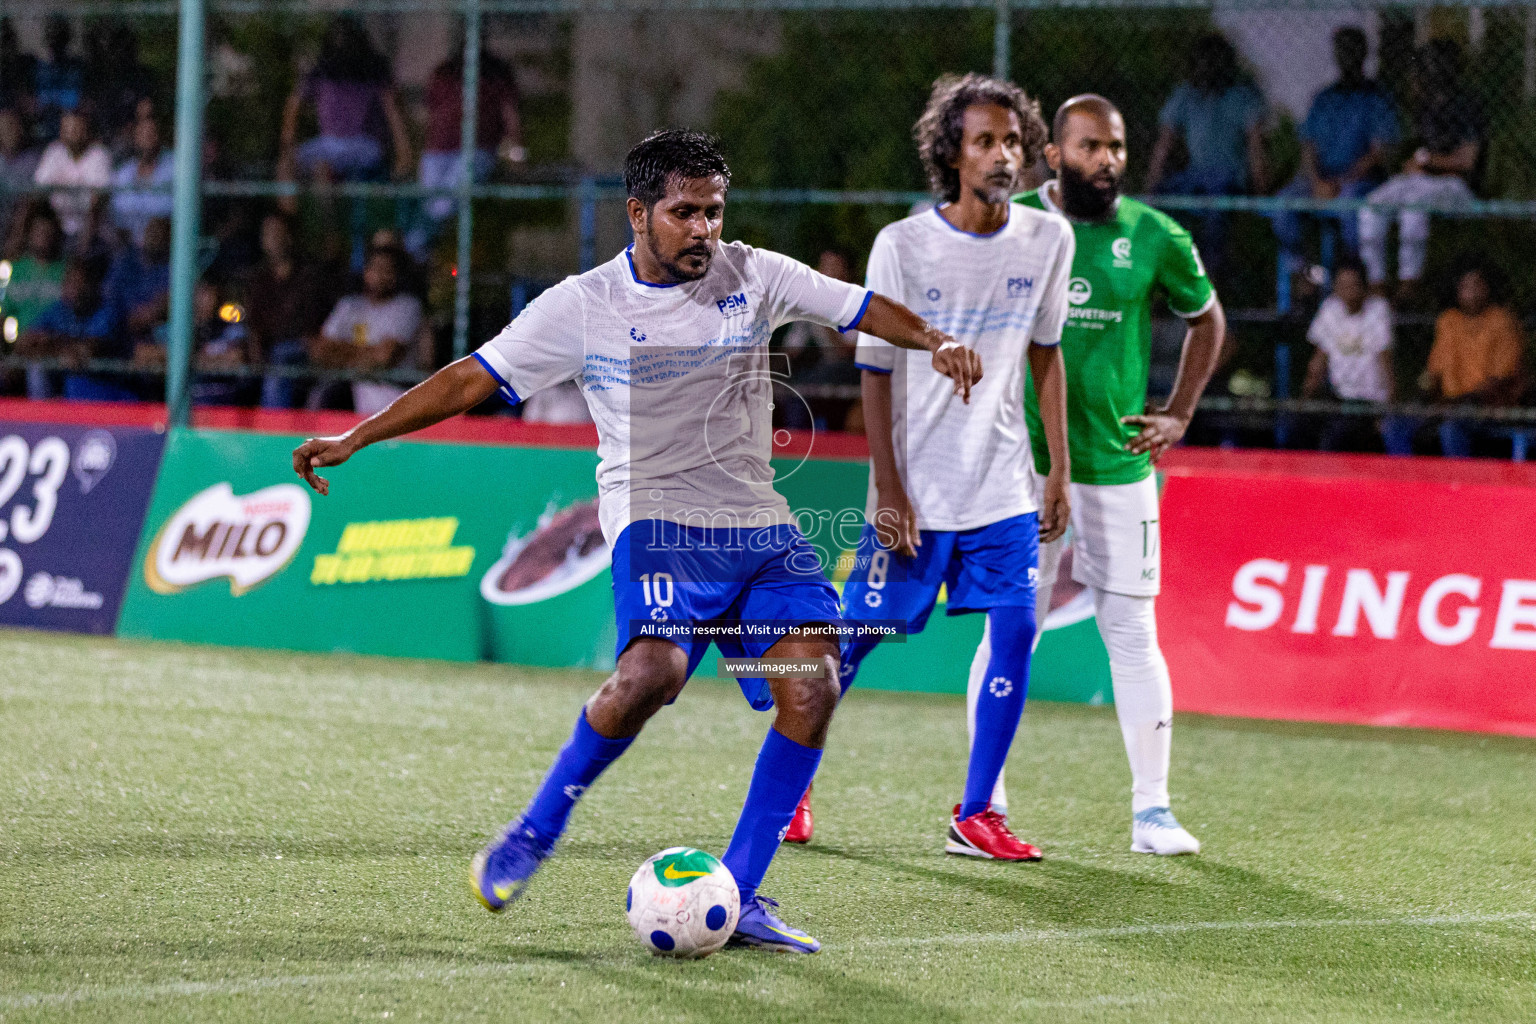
left=291, top=356, right=500, bottom=495
left=1026, top=343, right=1071, bottom=543
left=855, top=294, right=982, bottom=403
left=1124, top=298, right=1226, bottom=460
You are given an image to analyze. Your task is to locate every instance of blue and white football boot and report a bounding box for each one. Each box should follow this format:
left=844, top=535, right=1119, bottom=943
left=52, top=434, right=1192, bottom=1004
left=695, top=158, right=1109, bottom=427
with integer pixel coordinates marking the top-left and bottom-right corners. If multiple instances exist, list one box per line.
left=470, top=818, right=551, bottom=911
left=1131, top=806, right=1201, bottom=856
left=728, top=894, right=821, bottom=953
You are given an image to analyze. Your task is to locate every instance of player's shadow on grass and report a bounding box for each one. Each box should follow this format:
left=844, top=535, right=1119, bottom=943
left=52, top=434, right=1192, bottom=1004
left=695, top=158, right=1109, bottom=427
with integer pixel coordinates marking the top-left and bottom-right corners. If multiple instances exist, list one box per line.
left=801, top=842, right=1345, bottom=927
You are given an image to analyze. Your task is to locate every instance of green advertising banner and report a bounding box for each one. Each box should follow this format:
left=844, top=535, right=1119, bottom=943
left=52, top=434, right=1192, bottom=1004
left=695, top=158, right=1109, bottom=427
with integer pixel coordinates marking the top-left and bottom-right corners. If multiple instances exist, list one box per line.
left=117, top=429, right=613, bottom=666
left=117, top=428, right=1109, bottom=702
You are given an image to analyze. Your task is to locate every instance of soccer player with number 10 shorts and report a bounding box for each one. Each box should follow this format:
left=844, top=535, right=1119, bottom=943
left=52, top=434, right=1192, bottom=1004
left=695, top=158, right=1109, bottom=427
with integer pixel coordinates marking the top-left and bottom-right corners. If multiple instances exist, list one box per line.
left=289, top=130, right=982, bottom=954
left=968, top=95, right=1226, bottom=856
left=790, top=75, right=1075, bottom=860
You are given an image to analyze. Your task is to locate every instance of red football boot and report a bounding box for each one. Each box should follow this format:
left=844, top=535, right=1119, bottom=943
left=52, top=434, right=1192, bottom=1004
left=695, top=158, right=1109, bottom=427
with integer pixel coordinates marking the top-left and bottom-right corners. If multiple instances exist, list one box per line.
left=783, top=785, right=814, bottom=844
left=945, top=804, right=1042, bottom=861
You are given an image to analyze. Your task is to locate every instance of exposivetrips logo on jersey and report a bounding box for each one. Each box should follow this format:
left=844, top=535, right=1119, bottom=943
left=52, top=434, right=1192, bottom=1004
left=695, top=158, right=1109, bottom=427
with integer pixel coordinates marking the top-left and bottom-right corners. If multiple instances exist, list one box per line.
left=145, top=482, right=311, bottom=596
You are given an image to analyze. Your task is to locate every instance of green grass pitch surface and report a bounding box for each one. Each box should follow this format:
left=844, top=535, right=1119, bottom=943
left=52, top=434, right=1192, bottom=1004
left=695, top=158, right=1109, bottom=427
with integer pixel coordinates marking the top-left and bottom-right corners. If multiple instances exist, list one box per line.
left=3, top=630, right=1535, bottom=1023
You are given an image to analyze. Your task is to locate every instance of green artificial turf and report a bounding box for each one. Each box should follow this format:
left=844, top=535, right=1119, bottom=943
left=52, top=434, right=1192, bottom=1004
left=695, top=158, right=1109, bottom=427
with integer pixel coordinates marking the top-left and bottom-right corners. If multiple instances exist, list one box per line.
left=2, top=629, right=1534, bottom=1023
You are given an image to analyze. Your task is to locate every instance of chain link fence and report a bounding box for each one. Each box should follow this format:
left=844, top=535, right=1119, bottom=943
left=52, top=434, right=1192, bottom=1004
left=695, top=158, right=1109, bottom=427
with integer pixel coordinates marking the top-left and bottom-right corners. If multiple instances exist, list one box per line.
left=2, top=0, right=1535, bottom=454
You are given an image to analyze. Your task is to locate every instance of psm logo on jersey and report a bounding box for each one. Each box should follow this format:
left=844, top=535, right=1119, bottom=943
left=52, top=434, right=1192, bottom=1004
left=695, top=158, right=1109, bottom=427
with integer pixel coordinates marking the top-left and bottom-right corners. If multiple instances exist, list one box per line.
left=1066, top=278, right=1093, bottom=306
left=1006, top=276, right=1034, bottom=298
left=925, top=288, right=942, bottom=301
left=629, top=327, right=647, bottom=343
left=1112, top=237, right=1133, bottom=268
left=716, top=292, right=749, bottom=317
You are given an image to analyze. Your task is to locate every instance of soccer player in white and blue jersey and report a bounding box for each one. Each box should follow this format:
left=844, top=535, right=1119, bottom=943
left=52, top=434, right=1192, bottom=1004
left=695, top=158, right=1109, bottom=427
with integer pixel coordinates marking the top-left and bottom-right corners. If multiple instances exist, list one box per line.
left=787, top=76, right=1074, bottom=860
left=289, top=130, right=982, bottom=953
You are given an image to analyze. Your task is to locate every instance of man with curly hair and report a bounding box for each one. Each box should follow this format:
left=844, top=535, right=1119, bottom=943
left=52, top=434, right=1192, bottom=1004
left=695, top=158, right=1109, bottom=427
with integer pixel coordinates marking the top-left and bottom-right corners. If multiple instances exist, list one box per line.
left=970, top=94, right=1226, bottom=856
left=786, top=74, right=1075, bottom=861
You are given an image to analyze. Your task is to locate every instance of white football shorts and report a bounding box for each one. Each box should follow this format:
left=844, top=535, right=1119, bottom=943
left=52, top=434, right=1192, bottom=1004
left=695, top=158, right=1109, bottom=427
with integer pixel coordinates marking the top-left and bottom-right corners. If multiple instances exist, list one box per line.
left=1035, top=472, right=1162, bottom=598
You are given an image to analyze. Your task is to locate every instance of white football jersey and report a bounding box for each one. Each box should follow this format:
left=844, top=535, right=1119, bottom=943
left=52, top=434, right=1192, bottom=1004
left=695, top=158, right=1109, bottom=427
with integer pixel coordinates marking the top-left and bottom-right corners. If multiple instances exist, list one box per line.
left=855, top=205, right=1075, bottom=531
left=475, top=242, right=870, bottom=545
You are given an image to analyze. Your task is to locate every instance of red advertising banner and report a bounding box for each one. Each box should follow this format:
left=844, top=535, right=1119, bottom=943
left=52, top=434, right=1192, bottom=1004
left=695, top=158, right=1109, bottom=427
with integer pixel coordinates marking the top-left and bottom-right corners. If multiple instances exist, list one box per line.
left=1159, top=450, right=1536, bottom=737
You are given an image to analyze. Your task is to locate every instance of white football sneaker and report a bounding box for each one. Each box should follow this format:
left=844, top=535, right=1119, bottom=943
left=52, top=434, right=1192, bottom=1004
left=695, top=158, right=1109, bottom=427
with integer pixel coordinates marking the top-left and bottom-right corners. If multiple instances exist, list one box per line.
left=1131, top=807, right=1200, bottom=855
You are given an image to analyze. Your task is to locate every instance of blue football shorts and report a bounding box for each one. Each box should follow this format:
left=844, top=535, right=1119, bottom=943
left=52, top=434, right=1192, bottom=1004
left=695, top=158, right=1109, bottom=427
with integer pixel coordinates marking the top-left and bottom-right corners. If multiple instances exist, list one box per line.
left=611, top=520, right=844, bottom=710
left=840, top=511, right=1040, bottom=634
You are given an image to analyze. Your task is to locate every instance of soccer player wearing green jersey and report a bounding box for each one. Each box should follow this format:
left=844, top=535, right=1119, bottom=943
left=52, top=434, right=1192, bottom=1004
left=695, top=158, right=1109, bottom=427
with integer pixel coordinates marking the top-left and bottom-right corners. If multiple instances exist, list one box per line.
left=966, top=95, right=1225, bottom=855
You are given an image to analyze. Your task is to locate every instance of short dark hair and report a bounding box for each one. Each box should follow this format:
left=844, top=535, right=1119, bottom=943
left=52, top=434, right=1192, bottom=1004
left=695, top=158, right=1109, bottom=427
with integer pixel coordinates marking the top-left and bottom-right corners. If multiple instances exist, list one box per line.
left=623, top=129, right=731, bottom=209
left=914, top=73, right=1047, bottom=204
left=1053, top=94, right=1121, bottom=146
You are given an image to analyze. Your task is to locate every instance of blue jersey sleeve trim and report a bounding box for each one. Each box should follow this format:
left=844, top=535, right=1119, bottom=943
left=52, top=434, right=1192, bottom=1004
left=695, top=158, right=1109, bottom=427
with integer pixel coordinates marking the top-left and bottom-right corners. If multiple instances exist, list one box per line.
left=472, top=352, right=522, bottom=405
left=1028, top=338, right=1062, bottom=348
left=838, top=290, right=874, bottom=333
left=854, top=361, right=892, bottom=375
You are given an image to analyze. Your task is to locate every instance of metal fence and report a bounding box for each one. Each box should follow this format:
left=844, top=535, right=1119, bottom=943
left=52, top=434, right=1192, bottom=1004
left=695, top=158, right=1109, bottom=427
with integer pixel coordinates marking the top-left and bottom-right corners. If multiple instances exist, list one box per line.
left=3, top=0, right=1535, bottom=452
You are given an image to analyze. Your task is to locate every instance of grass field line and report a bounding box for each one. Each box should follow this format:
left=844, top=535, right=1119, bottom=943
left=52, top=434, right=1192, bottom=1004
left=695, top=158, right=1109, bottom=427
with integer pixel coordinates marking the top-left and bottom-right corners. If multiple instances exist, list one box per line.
left=5, top=911, right=1532, bottom=1010
left=852, top=910, right=1536, bottom=948
left=0, top=960, right=548, bottom=1011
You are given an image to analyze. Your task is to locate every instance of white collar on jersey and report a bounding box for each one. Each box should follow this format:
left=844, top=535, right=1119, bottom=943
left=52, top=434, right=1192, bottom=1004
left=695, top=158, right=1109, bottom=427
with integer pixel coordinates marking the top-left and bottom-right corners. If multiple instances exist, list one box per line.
left=932, top=203, right=1011, bottom=238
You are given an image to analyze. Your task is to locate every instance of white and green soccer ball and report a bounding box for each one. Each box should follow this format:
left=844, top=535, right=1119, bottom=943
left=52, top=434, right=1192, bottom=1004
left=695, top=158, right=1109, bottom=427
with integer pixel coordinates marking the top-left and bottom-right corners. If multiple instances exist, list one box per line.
left=626, top=847, right=740, bottom=958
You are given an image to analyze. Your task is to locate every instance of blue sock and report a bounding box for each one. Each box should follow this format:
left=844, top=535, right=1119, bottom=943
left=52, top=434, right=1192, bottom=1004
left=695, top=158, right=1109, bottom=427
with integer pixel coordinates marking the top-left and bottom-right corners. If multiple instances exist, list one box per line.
left=960, top=603, right=1036, bottom=819
left=721, top=727, right=822, bottom=902
left=520, top=708, right=633, bottom=850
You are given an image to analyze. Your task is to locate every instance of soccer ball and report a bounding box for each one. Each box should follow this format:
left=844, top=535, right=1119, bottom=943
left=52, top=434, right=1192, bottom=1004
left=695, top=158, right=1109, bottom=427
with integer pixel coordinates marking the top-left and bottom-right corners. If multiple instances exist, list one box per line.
left=626, top=847, right=740, bottom=958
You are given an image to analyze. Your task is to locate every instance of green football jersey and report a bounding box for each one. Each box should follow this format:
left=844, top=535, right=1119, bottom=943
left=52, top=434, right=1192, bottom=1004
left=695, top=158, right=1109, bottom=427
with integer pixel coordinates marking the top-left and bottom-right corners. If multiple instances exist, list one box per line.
left=1016, top=185, right=1215, bottom=485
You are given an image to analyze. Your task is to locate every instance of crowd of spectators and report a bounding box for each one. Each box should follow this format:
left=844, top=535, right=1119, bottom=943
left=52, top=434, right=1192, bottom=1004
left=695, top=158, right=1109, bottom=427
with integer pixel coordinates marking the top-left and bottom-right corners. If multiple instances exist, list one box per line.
left=1149, top=26, right=1531, bottom=457
left=0, top=14, right=548, bottom=420
left=0, top=12, right=1529, bottom=453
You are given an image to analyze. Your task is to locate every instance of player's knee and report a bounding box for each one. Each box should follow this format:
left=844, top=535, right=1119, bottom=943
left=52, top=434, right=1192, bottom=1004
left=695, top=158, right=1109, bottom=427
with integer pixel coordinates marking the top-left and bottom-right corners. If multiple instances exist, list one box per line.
left=779, top=663, right=840, bottom=726
left=606, top=642, right=688, bottom=715
left=1095, top=594, right=1160, bottom=668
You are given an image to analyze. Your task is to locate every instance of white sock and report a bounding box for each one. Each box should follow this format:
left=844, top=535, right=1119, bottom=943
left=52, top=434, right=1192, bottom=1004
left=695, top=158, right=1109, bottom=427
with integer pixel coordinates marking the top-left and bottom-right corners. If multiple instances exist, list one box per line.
left=1092, top=588, right=1173, bottom=814
left=967, top=572, right=1054, bottom=813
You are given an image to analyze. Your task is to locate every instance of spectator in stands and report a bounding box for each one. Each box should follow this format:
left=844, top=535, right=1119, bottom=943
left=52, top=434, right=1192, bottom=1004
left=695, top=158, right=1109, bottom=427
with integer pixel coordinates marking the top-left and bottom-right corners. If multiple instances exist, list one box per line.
left=0, top=20, right=37, bottom=115
left=190, top=279, right=254, bottom=406
left=279, top=16, right=412, bottom=186
left=1358, top=40, right=1483, bottom=301
left=311, top=242, right=421, bottom=414
left=131, top=278, right=255, bottom=406
left=1302, top=256, right=1412, bottom=454
left=33, top=109, right=110, bottom=246
left=1145, top=31, right=1267, bottom=278
left=16, top=253, right=129, bottom=401
left=85, top=22, right=157, bottom=155
left=109, top=113, right=175, bottom=247
left=1421, top=262, right=1525, bottom=457
left=104, top=214, right=170, bottom=354
left=779, top=249, right=862, bottom=432
left=31, top=15, right=84, bottom=145
left=3, top=203, right=66, bottom=339
left=245, top=212, right=334, bottom=409
left=407, top=40, right=524, bottom=257
left=1270, top=27, right=1398, bottom=290
left=0, top=107, right=41, bottom=241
